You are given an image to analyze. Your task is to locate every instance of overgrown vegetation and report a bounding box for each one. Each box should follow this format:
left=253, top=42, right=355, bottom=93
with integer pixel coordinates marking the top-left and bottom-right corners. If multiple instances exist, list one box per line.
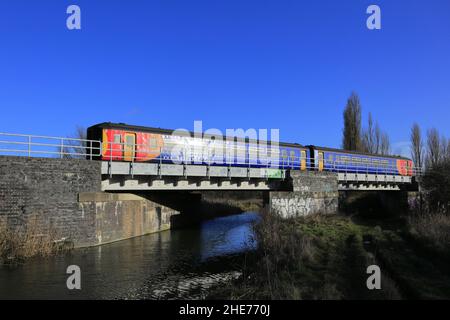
left=209, top=208, right=450, bottom=300
left=0, top=217, right=61, bottom=264
left=199, top=191, right=263, bottom=218
left=408, top=213, right=450, bottom=252
left=421, top=162, right=450, bottom=214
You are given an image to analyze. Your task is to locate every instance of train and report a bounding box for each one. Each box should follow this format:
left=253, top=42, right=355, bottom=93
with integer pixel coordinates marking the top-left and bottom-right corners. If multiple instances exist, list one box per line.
left=87, top=122, right=413, bottom=177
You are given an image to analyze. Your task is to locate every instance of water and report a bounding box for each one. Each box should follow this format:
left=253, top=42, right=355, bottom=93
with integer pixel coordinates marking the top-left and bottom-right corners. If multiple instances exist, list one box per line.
left=0, top=212, right=259, bottom=300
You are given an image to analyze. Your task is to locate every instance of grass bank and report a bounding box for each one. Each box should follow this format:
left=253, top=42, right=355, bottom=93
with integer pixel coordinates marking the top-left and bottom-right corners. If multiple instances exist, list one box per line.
left=209, top=210, right=450, bottom=300
left=197, top=191, right=263, bottom=220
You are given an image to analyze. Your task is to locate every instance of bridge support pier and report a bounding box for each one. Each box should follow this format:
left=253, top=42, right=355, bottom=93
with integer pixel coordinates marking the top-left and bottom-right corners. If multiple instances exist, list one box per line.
left=78, top=193, right=179, bottom=247
left=268, top=171, right=339, bottom=218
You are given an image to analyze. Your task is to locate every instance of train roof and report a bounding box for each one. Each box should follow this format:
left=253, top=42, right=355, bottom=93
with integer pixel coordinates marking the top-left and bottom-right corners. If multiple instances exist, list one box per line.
left=88, top=122, right=307, bottom=149
left=306, top=145, right=411, bottom=160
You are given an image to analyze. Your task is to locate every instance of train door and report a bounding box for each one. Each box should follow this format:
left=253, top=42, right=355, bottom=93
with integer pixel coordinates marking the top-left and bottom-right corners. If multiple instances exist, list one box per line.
left=124, top=132, right=136, bottom=161
left=318, top=152, right=324, bottom=171
left=301, top=150, right=306, bottom=171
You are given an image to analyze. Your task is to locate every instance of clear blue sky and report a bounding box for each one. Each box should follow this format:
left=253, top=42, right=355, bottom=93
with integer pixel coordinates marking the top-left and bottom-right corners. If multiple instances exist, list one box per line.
left=1, top=0, right=449, bottom=156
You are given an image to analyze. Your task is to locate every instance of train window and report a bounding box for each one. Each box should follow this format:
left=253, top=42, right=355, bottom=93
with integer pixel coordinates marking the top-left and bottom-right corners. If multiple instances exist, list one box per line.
left=114, top=134, right=121, bottom=144
left=149, top=137, right=157, bottom=148
left=126, top=135, right=134, bottom=146
left=290, top=151, right=296, bottom=162
left=282, top=150, right=287, bottom=159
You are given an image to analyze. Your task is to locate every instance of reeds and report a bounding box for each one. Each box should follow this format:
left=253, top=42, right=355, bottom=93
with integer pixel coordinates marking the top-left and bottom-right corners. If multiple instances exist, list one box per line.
left=0, top=216, right=59, bottom=263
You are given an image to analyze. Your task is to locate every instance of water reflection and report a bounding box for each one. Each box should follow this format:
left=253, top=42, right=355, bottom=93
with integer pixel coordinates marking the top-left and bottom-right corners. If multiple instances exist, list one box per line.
left=0, top=212, right=259, bottom=300
left=201, top=213, right=258, bottom=260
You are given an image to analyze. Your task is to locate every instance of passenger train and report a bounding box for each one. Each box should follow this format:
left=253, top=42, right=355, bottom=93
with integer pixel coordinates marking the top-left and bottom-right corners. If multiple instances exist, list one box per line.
left=87, top=122, right=413, bottom=177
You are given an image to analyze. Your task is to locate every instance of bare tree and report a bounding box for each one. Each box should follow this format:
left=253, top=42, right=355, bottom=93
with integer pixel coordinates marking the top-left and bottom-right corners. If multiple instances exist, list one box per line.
left=361, top=112, right=391, bottom=155
left=441, top=136, right=449, bottom=163
left=410, top=123, right=424, bottom=171
left=362, top=112, right=375, bottom=153
left=426, top=128, right=441, bottom=168
left=374, top=123, right=381, bottom=154
left=60, top=126, right=87, bottom=159
left=342, top=92, right=362, bottom=151
left=380, top=132, right=391, bottom=155
left=447, top=140, right=450, bottom=162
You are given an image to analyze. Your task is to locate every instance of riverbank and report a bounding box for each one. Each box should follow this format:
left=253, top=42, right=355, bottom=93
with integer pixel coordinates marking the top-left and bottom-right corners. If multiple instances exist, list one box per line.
left=0, top=212, right=259, bottom=299
left=209, top=210, right=450, bottom=300
left=1, top=191, right=263, bottom=265
left=0, top=217, right=67, bottom=265
left=195, top=191, right=263, bottom=220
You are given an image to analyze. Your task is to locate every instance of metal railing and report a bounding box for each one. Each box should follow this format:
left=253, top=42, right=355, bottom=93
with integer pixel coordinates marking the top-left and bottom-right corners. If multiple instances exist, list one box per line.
left=103, top=141, right=423, bottom=177
left=0, top=132, right=101, bottom=159
left=0, top=132, right=423, bottom=177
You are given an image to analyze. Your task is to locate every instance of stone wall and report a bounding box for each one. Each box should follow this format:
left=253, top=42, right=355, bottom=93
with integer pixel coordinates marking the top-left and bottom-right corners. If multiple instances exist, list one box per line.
left=78, top=193, right=178, bottom=247
left=290, top=171, right=339, bottom=193
left=0, top=156, right=179, bottom=248
left=269, top=171, right=338, bottom=218
left=0, top=156, right=101, bottom=245
left=269, top=191, right=338, bottom=218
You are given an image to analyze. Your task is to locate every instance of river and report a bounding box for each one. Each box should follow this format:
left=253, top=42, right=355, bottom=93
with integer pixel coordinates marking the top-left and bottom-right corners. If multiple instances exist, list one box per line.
left=0, top=212, right=259, bottom=300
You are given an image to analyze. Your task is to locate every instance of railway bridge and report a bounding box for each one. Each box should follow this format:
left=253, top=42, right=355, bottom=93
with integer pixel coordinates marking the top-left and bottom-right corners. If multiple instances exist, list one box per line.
left=101, top=159, right=413, bottom=192
left=0, top=132, right=419, bottom=248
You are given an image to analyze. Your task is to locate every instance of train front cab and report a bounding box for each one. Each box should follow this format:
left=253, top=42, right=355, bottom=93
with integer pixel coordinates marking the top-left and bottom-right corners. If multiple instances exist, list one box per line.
left=98, top=128, right=137, bottom=161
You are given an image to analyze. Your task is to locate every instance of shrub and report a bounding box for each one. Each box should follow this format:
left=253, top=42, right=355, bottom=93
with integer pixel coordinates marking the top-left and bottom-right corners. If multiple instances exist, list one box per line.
left=422, top=162, right=450, bottom=214
left=408, top=213, right=450, bottom=250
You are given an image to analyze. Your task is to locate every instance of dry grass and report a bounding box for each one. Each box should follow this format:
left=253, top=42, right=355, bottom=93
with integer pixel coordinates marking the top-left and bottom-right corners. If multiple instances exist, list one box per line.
left=0, top=216, right=59, bottom=263
left=210, top=210, right=407, bottom=300
left=210, top=206, right=450, bottom=300
left=254, top=212, right=317, bottom=299
left=227, top=210, right=345, bottom=300
left=408, top=213, right=450, bottom=250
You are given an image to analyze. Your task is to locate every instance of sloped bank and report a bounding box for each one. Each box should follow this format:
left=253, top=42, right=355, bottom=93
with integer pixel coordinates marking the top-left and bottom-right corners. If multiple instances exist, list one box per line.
left=208, top=210, right=450, bottom=300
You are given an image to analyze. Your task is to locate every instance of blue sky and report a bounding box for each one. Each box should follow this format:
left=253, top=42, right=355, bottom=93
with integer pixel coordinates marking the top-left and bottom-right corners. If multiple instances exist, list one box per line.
left=0, top=0, right=449, bottom=155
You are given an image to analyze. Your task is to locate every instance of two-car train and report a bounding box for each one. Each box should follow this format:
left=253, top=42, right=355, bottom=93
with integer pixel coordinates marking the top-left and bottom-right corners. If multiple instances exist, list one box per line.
left=87, top=122, right=413, bottom=177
